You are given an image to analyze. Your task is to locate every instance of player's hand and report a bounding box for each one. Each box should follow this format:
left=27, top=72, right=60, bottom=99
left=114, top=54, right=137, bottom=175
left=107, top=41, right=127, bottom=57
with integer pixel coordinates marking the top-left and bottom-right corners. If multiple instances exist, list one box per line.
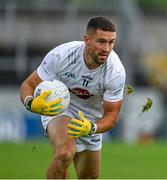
left=67, top=111, right=95, bottom=138
left=30, top=90, right=63, bottom=116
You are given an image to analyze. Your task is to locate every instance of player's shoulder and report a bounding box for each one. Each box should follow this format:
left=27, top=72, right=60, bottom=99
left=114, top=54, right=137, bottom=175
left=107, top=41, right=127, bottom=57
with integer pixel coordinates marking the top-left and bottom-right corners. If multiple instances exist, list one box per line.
left=107, top=50, right=125, bottom=72
left=104, top=50, right=126, bottom=85
left=51, top=41, right=84, bottom=54
left=42, top=41, right=84, bottom=65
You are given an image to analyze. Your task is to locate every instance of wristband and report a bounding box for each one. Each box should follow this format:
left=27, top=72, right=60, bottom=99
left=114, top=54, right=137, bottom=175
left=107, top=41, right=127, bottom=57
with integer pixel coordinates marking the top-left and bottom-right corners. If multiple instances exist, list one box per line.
left=24, top=96, right=33, bottom=111
left=89, top=123, right=97, bottom=135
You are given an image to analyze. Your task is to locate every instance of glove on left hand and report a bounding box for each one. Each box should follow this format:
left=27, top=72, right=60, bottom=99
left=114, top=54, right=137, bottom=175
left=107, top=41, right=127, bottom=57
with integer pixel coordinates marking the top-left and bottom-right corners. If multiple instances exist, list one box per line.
left=67, top=111, right=93, bottom=138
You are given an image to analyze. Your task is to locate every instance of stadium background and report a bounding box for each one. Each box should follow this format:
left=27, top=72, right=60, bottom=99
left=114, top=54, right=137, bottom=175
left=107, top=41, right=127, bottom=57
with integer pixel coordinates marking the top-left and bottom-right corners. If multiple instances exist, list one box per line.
left=0, top=0, right=167, bottom=179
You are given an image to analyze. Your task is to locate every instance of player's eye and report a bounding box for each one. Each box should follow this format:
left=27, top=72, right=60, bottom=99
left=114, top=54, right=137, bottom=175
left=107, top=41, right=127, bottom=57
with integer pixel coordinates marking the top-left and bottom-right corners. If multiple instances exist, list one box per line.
left=109, top=40, right=114, bottom=45
left=97, top=40, right=106, bottom=44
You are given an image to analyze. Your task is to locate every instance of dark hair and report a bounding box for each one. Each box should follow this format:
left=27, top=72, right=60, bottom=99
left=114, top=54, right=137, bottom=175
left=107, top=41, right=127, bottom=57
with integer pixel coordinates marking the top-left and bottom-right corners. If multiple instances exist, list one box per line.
left=86, top=16, right=116, bottom=33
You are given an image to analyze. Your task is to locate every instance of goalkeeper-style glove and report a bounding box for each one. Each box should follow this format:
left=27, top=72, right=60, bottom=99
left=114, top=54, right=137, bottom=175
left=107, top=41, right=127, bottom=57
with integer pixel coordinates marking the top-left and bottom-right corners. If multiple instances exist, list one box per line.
left=67, top=111, right=97, bottom=138
left=24, top=90, right=63, bottom=116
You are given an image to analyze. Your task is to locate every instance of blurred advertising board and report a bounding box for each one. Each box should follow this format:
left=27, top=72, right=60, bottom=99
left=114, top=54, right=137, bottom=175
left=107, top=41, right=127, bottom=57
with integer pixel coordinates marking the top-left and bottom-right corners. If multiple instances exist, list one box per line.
left=0, top=87, right=44, bottom=142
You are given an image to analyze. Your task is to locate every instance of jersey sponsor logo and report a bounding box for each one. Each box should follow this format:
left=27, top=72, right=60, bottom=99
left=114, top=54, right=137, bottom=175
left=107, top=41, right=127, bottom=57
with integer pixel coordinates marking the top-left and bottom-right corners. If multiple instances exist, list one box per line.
left=70, top=87, right=94, bottom=99
left=91, top=138, right=101, bottom=142
left=113, top=88, right=122, bottom=95
left=65, top=72, right=76, bottom=79
left=112, top=83, right=124, bottom=95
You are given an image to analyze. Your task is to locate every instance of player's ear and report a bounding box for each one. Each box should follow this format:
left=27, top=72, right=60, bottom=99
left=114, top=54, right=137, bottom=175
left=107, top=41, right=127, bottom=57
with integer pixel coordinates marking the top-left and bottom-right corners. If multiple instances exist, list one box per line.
left=84, top=34, right=90, bottom=45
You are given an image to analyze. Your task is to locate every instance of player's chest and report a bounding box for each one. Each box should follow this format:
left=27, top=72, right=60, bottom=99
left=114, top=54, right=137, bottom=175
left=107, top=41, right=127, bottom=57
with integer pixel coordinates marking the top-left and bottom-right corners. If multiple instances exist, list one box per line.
left=59, top=66, right=105, bottom=98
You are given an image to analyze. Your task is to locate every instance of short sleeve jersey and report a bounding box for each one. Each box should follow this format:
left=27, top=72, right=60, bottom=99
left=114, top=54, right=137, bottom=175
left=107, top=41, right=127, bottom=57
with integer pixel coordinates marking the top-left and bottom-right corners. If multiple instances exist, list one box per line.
left=37, top=41, right=126, bottom=121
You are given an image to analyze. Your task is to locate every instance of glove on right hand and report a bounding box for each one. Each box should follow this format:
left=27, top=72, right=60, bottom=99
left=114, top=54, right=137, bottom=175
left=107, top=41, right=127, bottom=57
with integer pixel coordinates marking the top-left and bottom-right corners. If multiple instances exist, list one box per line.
left=29, top=90, right=63, bottom=116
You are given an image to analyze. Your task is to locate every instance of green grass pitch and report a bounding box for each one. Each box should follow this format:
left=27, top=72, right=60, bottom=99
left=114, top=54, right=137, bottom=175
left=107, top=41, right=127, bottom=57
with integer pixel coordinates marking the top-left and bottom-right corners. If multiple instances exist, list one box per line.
left=0, top=140, right=166, bottom=179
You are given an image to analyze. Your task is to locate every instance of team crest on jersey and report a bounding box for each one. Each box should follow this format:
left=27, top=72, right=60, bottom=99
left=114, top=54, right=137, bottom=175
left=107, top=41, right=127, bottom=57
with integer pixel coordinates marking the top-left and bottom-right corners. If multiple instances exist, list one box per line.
left=70, top=87, right=94, bottom=100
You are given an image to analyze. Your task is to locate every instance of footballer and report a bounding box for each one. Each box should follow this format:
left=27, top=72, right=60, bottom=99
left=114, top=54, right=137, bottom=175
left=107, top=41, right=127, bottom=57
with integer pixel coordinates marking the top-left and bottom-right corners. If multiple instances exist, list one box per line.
left=20, top=16, right=126, bottom=179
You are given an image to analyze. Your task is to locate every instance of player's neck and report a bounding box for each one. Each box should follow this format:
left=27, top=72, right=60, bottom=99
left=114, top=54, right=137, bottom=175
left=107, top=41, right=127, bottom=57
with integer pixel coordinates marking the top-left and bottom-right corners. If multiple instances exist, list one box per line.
left=83, top=47, right=100, bottom=70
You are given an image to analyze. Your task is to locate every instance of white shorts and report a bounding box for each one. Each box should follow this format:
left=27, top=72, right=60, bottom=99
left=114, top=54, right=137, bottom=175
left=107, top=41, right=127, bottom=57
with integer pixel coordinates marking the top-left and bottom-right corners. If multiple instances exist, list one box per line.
left=41, top=109, right=102, bottom=152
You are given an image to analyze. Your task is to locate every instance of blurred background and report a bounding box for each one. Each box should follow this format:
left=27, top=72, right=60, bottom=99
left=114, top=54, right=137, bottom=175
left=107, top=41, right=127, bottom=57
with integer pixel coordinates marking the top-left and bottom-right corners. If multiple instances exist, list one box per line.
left=0, top=0, right=167, bottom=178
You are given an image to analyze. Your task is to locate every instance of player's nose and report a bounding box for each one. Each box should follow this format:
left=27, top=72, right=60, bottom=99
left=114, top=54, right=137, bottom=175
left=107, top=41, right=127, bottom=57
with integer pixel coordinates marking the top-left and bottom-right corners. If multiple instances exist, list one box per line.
left=103, top=43, right=110, bottom=52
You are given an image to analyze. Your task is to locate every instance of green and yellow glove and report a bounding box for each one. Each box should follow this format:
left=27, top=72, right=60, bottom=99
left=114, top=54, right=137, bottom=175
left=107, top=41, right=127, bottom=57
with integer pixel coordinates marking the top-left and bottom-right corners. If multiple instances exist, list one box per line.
left=24, top=90, right=63, bottom=116
left=67, top=111, right=97, bottom=138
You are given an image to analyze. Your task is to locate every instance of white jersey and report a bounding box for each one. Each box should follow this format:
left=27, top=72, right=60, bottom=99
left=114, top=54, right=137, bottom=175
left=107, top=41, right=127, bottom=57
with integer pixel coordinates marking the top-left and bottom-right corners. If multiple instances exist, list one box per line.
left=37, top=41, right=126, bottom=122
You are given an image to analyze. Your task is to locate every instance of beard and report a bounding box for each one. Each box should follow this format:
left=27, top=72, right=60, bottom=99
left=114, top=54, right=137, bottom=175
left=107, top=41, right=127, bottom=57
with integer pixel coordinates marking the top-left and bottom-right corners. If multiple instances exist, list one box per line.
left=90, top=52, right=109, bottom=65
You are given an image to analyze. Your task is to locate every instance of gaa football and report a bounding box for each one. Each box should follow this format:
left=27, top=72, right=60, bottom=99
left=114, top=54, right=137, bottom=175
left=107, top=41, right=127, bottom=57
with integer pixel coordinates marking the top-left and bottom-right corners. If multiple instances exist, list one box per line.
left=34, top=79, right=70, bottom=112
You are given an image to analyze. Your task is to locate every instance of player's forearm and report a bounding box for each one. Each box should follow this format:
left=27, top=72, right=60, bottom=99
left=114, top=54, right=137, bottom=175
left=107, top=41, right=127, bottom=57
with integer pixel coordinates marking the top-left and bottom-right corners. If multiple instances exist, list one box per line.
left=20, top=71, right=43, bottom=104
left=95, top=113, right=119, bottom=133
left=20, top=81, right=35, bottom=104
left=67, top=111, right=120, bottom=138
left=20, top=79, right=38, bottom=104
